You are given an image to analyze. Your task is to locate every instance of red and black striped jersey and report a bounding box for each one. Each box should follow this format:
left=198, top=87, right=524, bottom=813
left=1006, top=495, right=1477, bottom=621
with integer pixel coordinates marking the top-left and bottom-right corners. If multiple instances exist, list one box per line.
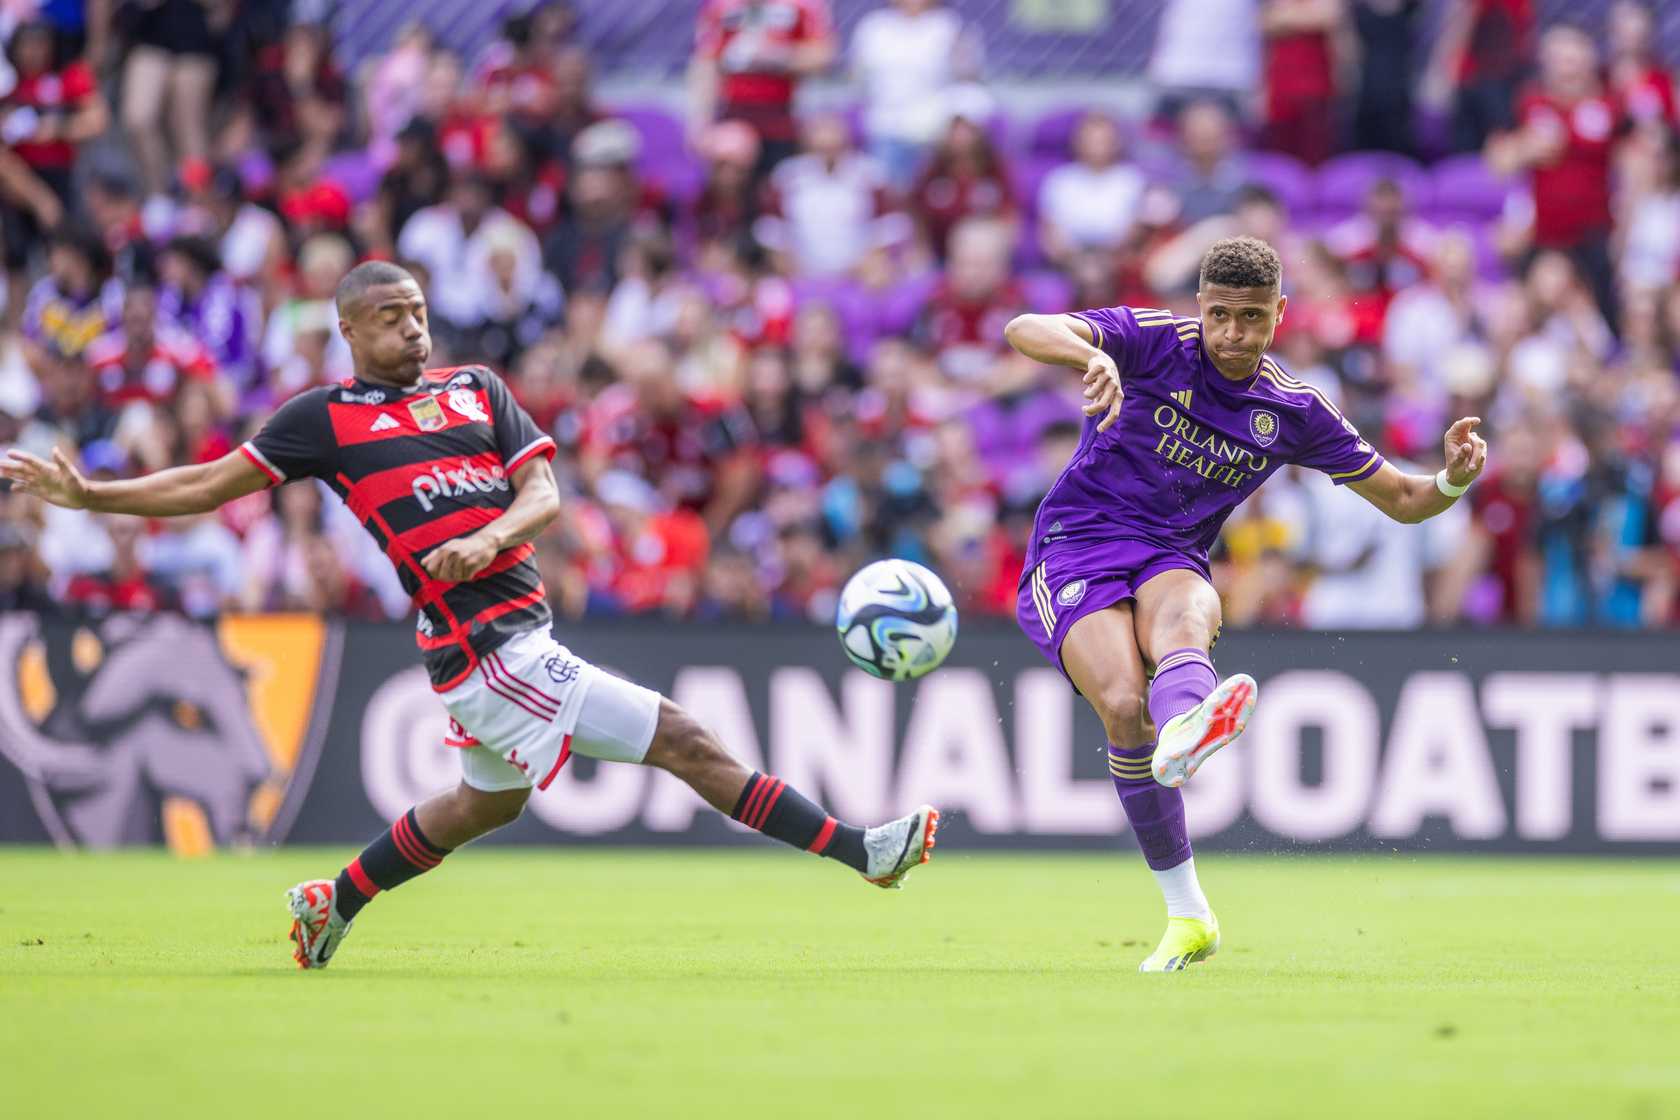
left=240, top=365, right=557, bottom=690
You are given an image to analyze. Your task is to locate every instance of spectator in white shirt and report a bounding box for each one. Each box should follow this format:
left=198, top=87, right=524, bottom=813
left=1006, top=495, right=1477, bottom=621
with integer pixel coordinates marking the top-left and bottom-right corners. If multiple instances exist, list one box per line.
left=397, top=170, right=540, bottom=332
left=850, top=0, right=982, bottom=190
left=753, top=112, right=911, bottom=277
left=1039, top=112, right=1146, bottom=267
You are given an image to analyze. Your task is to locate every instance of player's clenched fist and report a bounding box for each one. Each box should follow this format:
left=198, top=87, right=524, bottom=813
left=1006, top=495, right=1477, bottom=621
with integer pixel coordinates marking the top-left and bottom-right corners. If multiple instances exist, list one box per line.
left=1443, top=416, right=1488, bottom=488
left=422, top=535, right=498, bottom=582
left=1081, top=350, right=1124, bottom=433
left=0, top=447, right=89, bottom=509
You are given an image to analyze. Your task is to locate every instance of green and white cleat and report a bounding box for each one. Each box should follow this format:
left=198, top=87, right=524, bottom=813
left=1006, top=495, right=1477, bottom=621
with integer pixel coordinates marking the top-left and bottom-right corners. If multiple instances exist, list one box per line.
left=1138, top=914, right=1220, bottom=972
left=862, top=805, right=940, bottom=889
left=1153, top=674, right=1257, bottom=788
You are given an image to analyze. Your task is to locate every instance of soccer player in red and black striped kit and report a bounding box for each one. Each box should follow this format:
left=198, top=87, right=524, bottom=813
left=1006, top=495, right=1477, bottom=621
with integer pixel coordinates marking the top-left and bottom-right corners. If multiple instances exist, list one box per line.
left=2, top=261, right=939, bottom=969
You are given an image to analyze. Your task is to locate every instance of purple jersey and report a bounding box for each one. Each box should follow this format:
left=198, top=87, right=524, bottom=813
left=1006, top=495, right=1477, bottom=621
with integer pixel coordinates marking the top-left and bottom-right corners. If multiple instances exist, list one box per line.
left=1027, top=305, right=1384, bottom=571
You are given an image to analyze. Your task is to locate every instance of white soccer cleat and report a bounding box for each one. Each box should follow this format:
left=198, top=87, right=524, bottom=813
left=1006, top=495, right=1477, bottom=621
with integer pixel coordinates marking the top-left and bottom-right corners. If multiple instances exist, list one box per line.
left=862, top=804, right=940, bottom=889
left=286, top=879, right=352, bottom=970
left=1153, top=673, right=1257, bottom=788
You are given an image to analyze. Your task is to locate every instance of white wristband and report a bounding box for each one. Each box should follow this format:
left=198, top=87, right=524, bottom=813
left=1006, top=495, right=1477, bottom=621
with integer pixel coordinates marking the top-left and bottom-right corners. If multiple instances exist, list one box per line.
left=1435, top=469, right=1469, bottom=498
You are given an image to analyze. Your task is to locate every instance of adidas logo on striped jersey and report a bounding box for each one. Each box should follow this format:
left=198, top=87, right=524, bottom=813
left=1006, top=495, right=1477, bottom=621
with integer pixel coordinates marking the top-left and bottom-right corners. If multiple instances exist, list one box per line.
left=369, top=414, right=400, bottom=432
left=1171, top=389, right=1193, bottom=409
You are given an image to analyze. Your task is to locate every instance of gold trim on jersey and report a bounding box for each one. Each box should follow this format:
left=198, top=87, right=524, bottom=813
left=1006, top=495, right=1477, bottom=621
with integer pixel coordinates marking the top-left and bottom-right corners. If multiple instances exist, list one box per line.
left=1328, top=451, right=1382, bottom=481
left=1031, top=562, right=1059, bottom=634
left=1132, top=307, right=1173, bottom=328
left=1171, top=389, right=1193, bottom=409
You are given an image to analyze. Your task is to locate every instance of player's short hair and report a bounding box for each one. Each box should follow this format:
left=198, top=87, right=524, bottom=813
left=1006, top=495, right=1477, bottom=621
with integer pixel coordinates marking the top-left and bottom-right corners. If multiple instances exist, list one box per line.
left=334, top=260, right=417, bottom=317
left=1199, top=236, right=1282, bottom=293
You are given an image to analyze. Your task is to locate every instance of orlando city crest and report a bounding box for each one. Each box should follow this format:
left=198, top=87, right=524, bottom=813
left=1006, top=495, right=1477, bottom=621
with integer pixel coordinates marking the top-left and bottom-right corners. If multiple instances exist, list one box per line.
left=0, top=615, right=341, bottom=854
left=1249, top=409, right=1280, bottom=448
left=1058, top=579, right=1088, bottom=608
left=408, top=394, right=448, bottom=431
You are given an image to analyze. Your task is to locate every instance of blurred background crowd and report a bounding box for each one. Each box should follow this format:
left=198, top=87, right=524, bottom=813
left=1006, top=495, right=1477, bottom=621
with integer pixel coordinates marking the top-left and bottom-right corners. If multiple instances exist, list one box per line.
left=1, top=0, right=1679, bottom=630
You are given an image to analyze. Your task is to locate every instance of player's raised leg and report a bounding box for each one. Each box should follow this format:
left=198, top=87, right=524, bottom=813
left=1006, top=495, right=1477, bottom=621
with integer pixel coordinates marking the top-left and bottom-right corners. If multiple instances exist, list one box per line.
left=287, top=782, right=529, bottom=969
left=1062, top=603, right=1218, bottom=971
left=640, top=693, right=938, bottom=889
left=1133, top=569, right=1256, bottom=789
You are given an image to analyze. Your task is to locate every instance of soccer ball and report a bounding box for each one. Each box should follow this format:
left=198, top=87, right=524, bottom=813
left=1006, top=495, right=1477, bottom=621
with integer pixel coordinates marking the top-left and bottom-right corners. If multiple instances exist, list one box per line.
left=835, top=559, right=959, bottom=682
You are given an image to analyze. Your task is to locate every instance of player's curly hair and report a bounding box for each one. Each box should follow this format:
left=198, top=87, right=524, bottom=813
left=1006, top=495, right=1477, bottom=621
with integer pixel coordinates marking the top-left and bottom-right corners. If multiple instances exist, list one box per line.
left=1199, top=236, right=1283, bottom=292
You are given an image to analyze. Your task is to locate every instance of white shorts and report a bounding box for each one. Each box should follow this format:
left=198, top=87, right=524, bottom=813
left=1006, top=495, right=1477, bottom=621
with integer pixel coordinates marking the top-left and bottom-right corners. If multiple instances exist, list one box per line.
left=441, top=627, right=663, bottom=793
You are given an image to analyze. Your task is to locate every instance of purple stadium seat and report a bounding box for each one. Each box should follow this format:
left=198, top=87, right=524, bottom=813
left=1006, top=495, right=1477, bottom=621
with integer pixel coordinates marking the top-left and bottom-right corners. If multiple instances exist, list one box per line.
left=1029, top=107, right=1088, bottom=158
left=1314, top=151, right=1432, bottom=220
left=610, top=104, right=687, bottom=170
left=1020, top=270, right=1073, bottom=313
left=1428, top=154, right=1513, bottom=223
left=875, top=271, right=941, bottom=337
left=642, top=155, right=704, bottom=207
left=1240, top=151, right=1315, bottom=217
left=321, top=151, right=381, bottom=204
left=791, top=276, right=879, bottom=363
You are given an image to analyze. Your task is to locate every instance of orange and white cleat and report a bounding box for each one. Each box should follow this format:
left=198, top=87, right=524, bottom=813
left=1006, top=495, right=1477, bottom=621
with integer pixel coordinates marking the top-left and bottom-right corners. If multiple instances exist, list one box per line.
left=286, top=878, right=352, bottom=969
left=862, top=805, right=940, bottom=890
left=1153, top=674, right=1258, bottom=789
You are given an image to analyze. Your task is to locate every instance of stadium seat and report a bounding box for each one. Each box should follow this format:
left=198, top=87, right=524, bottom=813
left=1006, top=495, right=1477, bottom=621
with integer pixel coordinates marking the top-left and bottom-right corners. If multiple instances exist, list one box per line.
left=610, top=104, right=687, bottom=170
left=1314, top=151, right=1433, bottom=220
left=1020, top=270, right=1073, bottom=314
left=1028, top=107, right=1088, bottom=158
left=1428, top=154, right=1514, bottom=224
left=791, top=276, right=880, bottom=363
left=1239, top=152, right=1315, bottom=217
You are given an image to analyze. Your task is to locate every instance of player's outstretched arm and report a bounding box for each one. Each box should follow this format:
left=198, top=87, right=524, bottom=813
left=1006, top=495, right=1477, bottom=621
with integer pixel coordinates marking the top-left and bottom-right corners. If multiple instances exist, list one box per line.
left=0, top=446, right=269, bottom=517
left=1348, top=417, right=1488, bottom=524
left=1005, top=313, right=1125, bottom=432
left=421, top=457, right=560, bottom=583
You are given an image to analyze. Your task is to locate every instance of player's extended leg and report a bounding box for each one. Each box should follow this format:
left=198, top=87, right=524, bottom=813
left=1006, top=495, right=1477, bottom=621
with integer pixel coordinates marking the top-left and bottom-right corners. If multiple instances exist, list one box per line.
left=286, top=783, right=530, bottom=969
left=643, top=698, right=938, bottom=889
left=1132, top=569, right=1256, bottom=789
left=1062, top=603, right=1218, bottom=972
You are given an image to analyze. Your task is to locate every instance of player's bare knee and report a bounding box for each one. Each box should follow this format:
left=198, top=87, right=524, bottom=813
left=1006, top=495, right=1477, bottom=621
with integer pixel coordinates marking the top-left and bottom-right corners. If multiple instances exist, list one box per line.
left=460, top=783, right=529, bottom=831
left=1094, top=686, right=1148, bottom=747
left=646, top=700, right=729, bottom=778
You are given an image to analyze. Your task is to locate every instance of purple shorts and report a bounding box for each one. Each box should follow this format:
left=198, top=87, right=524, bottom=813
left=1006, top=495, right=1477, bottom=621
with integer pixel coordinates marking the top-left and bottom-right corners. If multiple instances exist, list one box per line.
left=1016, top=537, right=1210, bottom=685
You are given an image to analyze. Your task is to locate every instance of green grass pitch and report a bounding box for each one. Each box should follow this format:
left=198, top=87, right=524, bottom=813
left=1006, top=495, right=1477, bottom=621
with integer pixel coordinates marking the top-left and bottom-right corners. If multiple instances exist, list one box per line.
left=2, top=848, right=1677, bottom=1119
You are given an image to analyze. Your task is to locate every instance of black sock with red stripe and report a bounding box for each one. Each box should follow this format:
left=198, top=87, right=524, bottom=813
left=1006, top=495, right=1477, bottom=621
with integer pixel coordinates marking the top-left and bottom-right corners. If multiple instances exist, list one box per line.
left=332, top=808, right=452, bottom=921
left=730, top=772, right=867, bottom=872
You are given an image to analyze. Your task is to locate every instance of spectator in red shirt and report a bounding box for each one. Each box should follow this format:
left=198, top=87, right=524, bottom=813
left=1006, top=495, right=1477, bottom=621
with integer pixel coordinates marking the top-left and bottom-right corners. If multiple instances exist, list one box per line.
left=593, top=468, right=711, bottom=615
left=0, top=21, right=108, bottom=281
left=910, top=101, right=1017, bottom=263
left=686, top=120, right=763, bottom=261
left=914, top=218, right=1027, bottom=383
left=1259, top=0, right=1343, bottom=166
left=1607, top=1, right=1675, bottom=137
left=1495, top=25, right=1626, bottom=326
left=1326, top=178, right=1435, bottom=313
left=584, top=337, right=761, bottom=534
left=1432, top=0, right=1533, bottom=154
left=691, top=0, right=837, bottom=179
left=64, top=514, right=174, bottom=615
left=84, top=284, right=220, bottom=412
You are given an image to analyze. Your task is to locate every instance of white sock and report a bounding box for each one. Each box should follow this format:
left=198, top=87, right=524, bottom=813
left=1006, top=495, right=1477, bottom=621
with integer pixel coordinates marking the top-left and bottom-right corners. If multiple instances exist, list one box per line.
left=1152, top=856, right=1212, bottom=920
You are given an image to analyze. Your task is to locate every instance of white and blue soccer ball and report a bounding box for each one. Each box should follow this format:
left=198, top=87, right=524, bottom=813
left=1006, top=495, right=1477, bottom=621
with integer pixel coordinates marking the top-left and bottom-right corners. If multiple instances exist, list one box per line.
left=835, top=559, right=959, bottom=682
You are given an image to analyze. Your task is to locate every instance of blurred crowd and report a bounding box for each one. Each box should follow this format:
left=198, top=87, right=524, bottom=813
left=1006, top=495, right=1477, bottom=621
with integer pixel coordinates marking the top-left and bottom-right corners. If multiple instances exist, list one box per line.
left=2, top=0, right=1680, bottom=630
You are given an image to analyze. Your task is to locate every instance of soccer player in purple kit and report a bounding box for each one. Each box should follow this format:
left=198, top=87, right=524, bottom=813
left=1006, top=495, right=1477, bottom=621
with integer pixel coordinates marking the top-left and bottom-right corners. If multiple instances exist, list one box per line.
left=1004, top=237, right=1487, bottom=971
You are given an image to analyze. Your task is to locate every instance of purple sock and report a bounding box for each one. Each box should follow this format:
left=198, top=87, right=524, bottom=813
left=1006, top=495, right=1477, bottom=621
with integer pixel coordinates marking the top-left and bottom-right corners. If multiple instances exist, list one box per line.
left=1148, top=647, right=1218, bottom=732
left=1107, top=744, right=1192, bottom=870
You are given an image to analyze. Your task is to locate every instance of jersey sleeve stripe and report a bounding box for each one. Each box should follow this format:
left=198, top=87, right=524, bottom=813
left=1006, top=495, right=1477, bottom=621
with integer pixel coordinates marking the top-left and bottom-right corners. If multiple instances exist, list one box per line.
left=239, top=442, right=284, bottom=485
left=1327, top=451, right=1383, bottom=482
left=505, top=435, right=557, bottom=474
left=1070, top=312, right=1105, bottom=350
